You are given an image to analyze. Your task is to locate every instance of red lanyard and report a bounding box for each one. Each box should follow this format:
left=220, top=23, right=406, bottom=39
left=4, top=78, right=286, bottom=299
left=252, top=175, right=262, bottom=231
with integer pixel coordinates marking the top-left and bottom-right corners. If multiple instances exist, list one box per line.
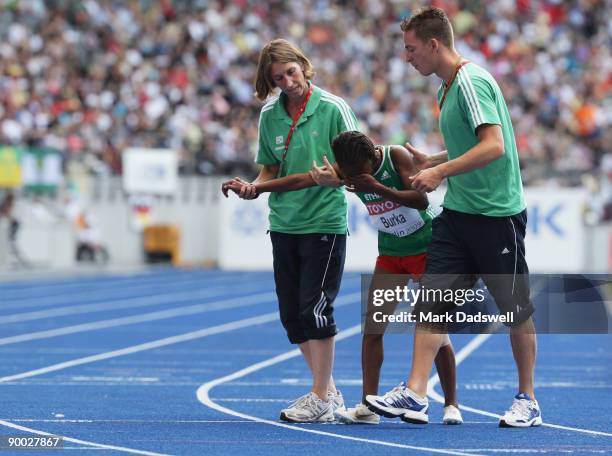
left=439, top=60, right=469, bottom=110
left=279, top=85, right=314, bottom=172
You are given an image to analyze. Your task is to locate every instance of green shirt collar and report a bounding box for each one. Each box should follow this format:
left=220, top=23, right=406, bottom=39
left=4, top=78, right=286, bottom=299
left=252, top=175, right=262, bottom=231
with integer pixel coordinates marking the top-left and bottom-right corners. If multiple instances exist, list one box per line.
left=272, top=83, right=321, bottom=124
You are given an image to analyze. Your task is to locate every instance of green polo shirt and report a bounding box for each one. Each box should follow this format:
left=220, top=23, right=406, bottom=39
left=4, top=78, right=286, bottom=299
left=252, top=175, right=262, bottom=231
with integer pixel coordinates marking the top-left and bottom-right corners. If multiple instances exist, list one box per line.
left=256, top=85, right=359, bottom=234
left=438, top=62, right=525, bottom=216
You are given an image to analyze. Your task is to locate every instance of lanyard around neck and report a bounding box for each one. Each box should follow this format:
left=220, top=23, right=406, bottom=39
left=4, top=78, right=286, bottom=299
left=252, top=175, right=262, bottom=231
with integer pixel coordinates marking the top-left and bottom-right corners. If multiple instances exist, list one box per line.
left=439, top=59, right=469, bottom=110
left=278, top=84, right=314, bottom=176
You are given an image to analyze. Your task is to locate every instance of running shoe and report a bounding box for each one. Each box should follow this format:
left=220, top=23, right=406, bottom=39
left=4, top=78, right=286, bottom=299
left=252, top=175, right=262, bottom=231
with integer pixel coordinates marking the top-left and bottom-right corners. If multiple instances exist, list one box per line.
left=365, top=382, right=429, bottom=424
left=280, top=392, right=334, bottom=423
left=335, top=402, right=381, bottom=424
left=499, top=393, right=542, bottom=427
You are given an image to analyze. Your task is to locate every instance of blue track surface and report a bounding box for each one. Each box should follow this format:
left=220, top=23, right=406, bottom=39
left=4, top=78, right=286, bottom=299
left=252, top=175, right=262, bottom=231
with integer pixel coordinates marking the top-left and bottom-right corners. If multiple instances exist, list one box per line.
left=0, top=268, right=610, bottom=455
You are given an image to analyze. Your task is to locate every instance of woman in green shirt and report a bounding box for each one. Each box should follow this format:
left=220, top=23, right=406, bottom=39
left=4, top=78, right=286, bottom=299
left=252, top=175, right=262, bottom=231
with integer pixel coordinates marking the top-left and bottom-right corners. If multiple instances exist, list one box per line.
left=221, top=39, right=358, bottom=423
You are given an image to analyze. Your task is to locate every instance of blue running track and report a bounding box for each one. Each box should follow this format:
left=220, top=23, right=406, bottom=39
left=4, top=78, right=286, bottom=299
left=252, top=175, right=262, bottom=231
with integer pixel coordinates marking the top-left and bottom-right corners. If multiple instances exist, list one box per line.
left=0, top=268, right=610, bottom=455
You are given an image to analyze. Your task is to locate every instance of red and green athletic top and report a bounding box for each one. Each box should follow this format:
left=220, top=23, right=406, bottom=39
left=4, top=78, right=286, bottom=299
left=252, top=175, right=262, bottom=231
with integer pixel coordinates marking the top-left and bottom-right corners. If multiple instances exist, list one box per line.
left=256, top=84, right=359, bottom=234
left=438, top=61, right=526, bottom=217
left=353, top=146, right=435, bottom=257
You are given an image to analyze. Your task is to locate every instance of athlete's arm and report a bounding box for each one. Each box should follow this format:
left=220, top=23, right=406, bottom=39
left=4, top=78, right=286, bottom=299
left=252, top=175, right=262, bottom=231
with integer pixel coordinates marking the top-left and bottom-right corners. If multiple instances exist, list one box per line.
left=310, top=156, right=343, bottom=187
left=252, top=172, right=315, bottom=193
left=346, top=146, right=427, bottom=210
left=380, top=145, right=428, bottom=209
left=222, top=163, right=321, bottom=198
left=221, top=164, right=279, bottom=199
left=410, top=124, right=504, bottom=193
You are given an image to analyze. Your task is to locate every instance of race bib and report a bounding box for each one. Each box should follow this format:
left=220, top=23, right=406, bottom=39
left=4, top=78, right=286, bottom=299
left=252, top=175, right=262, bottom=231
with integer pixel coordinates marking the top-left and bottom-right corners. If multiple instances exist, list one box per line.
left=365, top=199, right=424, bottom=237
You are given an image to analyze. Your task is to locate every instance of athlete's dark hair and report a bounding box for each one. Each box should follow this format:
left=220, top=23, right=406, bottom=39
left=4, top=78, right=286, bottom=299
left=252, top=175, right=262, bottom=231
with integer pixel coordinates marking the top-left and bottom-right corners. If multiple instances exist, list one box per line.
left=400, top=6, right=454, bottom=48
left=332, top=131, right=377, bottom=177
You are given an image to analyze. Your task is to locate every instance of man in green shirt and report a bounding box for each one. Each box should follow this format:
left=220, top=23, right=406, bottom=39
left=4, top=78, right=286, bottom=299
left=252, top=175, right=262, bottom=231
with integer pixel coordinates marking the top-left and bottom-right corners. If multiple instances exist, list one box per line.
left=365, top=7, right=541, bottom=428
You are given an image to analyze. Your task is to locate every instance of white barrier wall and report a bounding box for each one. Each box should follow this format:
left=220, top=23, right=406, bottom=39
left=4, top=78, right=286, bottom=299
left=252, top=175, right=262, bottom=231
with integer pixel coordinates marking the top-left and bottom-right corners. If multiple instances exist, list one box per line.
left=6, top=178, right=604, bottom=273
left=218, top=187, right=590, bottom=273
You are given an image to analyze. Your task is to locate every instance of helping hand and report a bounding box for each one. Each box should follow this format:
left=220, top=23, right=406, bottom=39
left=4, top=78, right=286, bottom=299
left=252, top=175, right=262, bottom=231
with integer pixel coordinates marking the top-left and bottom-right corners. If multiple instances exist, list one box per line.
left=310, top=156, right=341, bottom=187
left=221, top=177, right=259, bottom=199
left=405, top=142, right=431, bottom=171
left=409, top=168, right=443, bottom=193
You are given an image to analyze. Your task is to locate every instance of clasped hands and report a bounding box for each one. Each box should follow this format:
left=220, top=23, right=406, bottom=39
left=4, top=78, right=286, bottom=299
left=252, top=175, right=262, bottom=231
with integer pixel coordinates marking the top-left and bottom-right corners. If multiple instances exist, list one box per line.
left=221, top=156, right=342, bottom=199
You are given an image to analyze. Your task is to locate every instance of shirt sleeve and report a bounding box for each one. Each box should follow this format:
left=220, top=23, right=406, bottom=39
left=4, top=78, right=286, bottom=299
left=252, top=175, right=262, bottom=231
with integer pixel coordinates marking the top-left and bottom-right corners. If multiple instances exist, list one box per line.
left=255, top=109, right=279, bottom=165
left=456, top=70, right=501, bottom=134
left=328, top=95, right=360, bottom=144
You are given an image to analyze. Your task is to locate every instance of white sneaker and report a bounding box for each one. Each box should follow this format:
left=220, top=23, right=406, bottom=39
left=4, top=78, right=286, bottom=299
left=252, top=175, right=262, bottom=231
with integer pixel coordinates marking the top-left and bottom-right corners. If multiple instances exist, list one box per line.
left=365, top=382, right=429, bottom=424
left=335, top=403, right=381, bottom=424
left=280, top=392, right=310, bottom=416
left=280, top=392, right=334, bottom=423
left=329, top=390, right=345, bottom=413
left=499, top=393, right=542, bottom=428
left=443, top=405, right=463, bottom=425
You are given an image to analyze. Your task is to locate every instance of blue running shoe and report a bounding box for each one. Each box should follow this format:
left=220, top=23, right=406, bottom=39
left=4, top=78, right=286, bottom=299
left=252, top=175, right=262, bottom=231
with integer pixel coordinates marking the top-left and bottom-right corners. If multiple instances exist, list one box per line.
left=499, top=393, right=542, bottom=428
left=365, top=382, right=429, bottom=424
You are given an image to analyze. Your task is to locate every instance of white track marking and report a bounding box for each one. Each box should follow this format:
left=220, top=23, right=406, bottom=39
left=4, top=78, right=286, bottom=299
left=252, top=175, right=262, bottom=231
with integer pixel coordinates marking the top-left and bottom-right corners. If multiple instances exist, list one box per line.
left=0, top=290, right=361, bottom=455
left=427, top=333, right=612, bottom=437
left=197, top=324, right=481, bottom=456
left=0, top=271, right=291, bottom=310
left=0, top=419, right=168, bottom=455
left=0, top=292, right=277, bottom=346
left=6, top=419, right=254, bottom=424
left=0, top=281, right=271, bottom=323
left=0, top=312, right=280, bottom=383
left=0, top=292, right=361, bottom=383
left=441, top=450, right=608, bottom=454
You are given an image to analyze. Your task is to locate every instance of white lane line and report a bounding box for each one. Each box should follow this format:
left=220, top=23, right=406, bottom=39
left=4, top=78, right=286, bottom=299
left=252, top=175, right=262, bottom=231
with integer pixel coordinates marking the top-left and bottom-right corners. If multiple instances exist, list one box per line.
left=0, top=419, right=168, bottom=455
left=0, top=272, right=254, bottom=309
left=441, top=450, right=606, bottom=454
left=0, top=292, right=276, bottom=346
left=427, top=333, right=612, bottom=438
left=0, top=300, right=282, bottom=455
left=0, top=273, right=361, bottom=319
left=0, top=288, right=360, bottom=347
left=0, top=313, right=279, bottom=383
left=0, top=292, right=361, bottom=383
left=196, top=325, right=481, bottom=456
left=0, top=281, right=271, bottom=324
left=6, top=419, right=254, bottom=424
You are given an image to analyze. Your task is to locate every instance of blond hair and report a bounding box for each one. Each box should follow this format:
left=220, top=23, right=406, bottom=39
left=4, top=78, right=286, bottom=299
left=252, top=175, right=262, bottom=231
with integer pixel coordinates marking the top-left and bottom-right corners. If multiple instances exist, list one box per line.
left=254, top=39, right=315, bottom=101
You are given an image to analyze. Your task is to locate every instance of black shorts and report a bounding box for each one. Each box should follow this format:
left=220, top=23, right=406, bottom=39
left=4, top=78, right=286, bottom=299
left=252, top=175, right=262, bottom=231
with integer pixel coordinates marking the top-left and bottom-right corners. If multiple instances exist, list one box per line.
left=270, top=231, right=346, bottom=344
left=414, top=208, right=534, bottom=327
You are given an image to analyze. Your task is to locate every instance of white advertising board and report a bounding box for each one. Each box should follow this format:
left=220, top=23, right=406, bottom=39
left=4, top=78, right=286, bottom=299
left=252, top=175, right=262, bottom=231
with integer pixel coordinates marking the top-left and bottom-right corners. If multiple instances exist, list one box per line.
left=122, top=148, right=178, bottom=195
left=218, top=188, right=587, bottom=273
left=523, top=188, right=587, bottom=273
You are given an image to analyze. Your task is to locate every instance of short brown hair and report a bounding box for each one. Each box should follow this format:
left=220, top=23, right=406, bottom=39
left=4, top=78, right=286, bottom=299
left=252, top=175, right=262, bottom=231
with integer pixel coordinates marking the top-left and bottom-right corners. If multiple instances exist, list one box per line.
left=400, top=6, right=454, bottom=48
left=254, top=39, right=315, bottom=101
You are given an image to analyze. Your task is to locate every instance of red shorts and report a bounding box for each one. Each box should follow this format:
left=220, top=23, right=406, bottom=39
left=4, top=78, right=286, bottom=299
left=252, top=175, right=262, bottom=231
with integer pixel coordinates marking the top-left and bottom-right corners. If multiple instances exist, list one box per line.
left=375, top=252, right=427, bottom=279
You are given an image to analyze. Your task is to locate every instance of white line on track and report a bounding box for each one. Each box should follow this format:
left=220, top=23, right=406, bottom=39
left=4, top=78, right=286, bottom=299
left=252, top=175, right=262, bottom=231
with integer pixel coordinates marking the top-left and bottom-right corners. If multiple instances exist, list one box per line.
left=197, top=324, right=481, bottom=456
left=5, top=419, right=257, bottom=424
left=199, top=324, right=612, bottom=455
left=438, top=450, right=607, bottom=454
left=427, top=333, right=612, bottom=438
left=0, top=291, right=277, bottom=346
left=0, top=291, right=360, bottom=384
left=0, top=288, right=362, bottom=455
left=0, top=419, right=169, bottom=455
left=0, top=312, right=280, bottom=383
left=0, top=282, right=271, bottom=324
left=0, top=272, right=264, bottom=309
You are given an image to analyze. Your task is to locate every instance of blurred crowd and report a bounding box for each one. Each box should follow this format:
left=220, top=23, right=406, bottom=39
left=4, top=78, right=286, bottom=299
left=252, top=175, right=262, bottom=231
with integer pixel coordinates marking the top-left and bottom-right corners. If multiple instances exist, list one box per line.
left=0, top=0, right=609, bottom=190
